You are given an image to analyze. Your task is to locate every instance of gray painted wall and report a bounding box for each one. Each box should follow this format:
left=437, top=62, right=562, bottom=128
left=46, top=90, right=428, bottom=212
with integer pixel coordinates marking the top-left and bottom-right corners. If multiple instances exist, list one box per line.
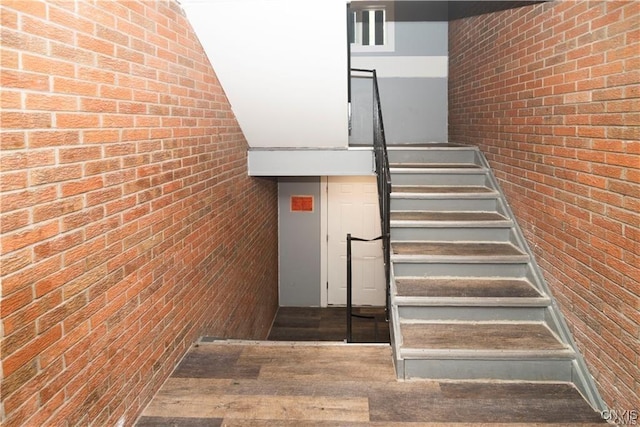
left=351, top=3, right=448, bottom=144
left=278, top=178, right=322, bottom=306
left=351, top=76, right=447, bottom=144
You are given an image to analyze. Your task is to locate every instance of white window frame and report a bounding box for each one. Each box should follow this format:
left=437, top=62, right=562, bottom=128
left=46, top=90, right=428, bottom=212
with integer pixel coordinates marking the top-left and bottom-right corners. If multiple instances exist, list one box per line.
left=350, top=1, right=395, bottom=53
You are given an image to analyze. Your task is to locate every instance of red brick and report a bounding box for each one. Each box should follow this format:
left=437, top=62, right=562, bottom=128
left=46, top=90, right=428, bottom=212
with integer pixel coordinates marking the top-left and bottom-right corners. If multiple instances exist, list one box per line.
left=49, top=4, right=93, bottom=34
left=0, top=170, right=28, bottom=191
left=33, top=197, right=84, bottom=223
left=0, top=248, right=31, bottom=278
left=0, top=111, right=51, bottom=129
left=0, top=1, right=279, bottom=425
left=60, top=176, right=104, bottom=197
left=56, top=113, right=100, bottom=129
left=83, top=129, right=120, bottom=144
left=50, top=41, right=94, bottom=65
left=2, top=220, right=59, bottom=254
left=449, top=0, right=639, bottom=411
left=102, top=114, right=134, bottom=128
left=1, top=256, right=62, bottom=300
left=1, top=87, right=21, bottom=110
left=2, top=287, right=34, bottom=319
left=25, top=93, right=78, bottom=112
left=59, top=146, right=102, bottom=164
left=1, top=149, right=55, bottom=172
left=2, top=0, right=47, bottom=18
left=30, top=164, right=82, bottom=185
left=2, top=324, right=62, bottom=377
left=77, top=33, right=115, bottom=56
left=22, top=53, right=75, bottom=78
left=33, top=231, right=83, bottom=261
left=34, top=262, right=85, bottom=298
left=28, top=130, right=79, bottom=148
left=0, top=132, right=25, bottom=150
left=22, top=15, right=76, bottom=45
left=37, top=293, right=88, bottom=335
left=1, top=69, right=50, bottom=91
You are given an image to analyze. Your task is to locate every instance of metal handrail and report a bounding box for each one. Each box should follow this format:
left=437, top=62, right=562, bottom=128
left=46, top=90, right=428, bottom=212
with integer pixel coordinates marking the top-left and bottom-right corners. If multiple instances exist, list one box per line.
left=350, top=68, right=391, bottom=319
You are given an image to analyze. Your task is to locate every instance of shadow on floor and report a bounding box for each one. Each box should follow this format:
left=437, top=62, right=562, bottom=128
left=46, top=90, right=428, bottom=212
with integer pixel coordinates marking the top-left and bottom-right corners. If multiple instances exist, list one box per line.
left=267, top=306, right=390, bottom=343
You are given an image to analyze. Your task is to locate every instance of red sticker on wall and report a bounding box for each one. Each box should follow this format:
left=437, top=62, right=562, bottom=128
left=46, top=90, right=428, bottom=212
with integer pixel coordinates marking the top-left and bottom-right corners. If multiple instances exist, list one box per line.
left=291, top=195, right=313, bottom=212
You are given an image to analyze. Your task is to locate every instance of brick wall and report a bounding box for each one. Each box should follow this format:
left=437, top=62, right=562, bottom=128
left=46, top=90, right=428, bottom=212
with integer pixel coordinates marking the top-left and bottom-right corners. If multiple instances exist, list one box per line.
left=0, top=1, right=279, bottom=425
left=449, top=0, right=639, bottom=411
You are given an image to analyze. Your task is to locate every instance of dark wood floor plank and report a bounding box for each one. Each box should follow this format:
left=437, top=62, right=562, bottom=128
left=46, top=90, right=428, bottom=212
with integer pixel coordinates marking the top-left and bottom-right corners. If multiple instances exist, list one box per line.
left=220, top=377, right=442, bottom=401
left=370, top=389, right=603, bottom=423
left=239, top=345, right=396, bottom=382
left=218, top=422, right=604, bottom=427
left=172, top=346, right=259, bottom=379
left=439, top=381, right=582, bottom=399
left=136, top=416, right=223, bottom=426
left=268, top=307, right=389, bottom=343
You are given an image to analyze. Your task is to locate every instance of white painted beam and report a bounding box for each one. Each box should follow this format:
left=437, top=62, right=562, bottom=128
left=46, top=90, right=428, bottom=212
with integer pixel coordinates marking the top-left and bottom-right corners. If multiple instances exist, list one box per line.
left=248, top=148, right=375, bottom=176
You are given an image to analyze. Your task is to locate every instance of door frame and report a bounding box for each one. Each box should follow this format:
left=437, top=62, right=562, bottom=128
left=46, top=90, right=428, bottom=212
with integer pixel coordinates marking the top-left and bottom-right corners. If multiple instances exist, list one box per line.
left=321, top=175, right=385, bottom=307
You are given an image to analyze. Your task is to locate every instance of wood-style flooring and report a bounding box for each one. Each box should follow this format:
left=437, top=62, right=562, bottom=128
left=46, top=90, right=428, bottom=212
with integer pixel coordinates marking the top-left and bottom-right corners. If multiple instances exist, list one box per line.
left=391, top=242, right=525, bottom=257
left=136, top=341, right=606, bottom=426
left=267, top=306, right=389, bottom=343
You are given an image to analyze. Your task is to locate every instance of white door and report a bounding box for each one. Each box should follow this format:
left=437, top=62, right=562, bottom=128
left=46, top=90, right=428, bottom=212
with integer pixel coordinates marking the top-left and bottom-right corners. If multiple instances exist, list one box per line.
left=327, top=176, right=386, bottom=306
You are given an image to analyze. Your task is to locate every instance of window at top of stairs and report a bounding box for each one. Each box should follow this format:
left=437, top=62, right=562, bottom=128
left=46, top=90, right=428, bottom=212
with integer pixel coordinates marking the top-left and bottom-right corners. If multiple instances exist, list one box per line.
left=349, top=1, right=395, bottom=52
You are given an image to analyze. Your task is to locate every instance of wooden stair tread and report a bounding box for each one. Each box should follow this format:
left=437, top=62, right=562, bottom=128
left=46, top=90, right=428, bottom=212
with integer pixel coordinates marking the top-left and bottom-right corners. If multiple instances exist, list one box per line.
left=395, top=278, right=541, bottom=298
left=392, top=242, right=526, bottom=257
left=391, top=211, right=506, bottom=222
left=393, top=185, right=493, bottom=194
left=401, top=322, right=565, bottom=351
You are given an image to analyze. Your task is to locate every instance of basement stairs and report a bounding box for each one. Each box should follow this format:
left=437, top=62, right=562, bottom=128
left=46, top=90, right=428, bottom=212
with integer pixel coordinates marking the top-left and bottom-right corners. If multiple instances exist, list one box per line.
left=385, top=143, right=605, bottom=412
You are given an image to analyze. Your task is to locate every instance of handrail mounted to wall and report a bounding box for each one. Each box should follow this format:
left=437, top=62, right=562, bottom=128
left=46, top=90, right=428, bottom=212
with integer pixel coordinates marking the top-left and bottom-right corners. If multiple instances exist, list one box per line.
left=350, top=68, right=391, bottom=319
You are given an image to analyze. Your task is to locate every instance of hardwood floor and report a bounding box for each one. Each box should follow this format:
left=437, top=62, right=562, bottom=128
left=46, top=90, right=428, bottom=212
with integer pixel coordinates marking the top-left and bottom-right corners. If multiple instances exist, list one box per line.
left=391, top=242, right=525, bottom=257
left=136, top=341, right=606, bottom=426
left=395, top=277, right=541, bottom=298
left=267, top=306, right=389, bottom=343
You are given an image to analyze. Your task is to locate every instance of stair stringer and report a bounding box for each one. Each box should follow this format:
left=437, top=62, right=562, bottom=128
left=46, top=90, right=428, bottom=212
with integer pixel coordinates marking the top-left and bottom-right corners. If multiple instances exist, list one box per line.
left=387, top=145, right=606, bottom=413
left=477, top=150, right=607, bottom=412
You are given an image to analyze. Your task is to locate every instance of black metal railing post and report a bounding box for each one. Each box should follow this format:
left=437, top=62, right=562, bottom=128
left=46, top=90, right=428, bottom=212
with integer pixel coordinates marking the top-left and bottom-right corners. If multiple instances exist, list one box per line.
left=346, top=233, right=383, bottom=343
left=346, top=233, right=353, bottom=343
left=350, top=67, right=391, bottom=320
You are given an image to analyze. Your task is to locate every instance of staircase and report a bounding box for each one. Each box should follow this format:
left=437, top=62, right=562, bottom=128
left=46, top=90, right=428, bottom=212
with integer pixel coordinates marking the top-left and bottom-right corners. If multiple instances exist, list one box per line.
left=386, top=143, right=605, bottom=412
